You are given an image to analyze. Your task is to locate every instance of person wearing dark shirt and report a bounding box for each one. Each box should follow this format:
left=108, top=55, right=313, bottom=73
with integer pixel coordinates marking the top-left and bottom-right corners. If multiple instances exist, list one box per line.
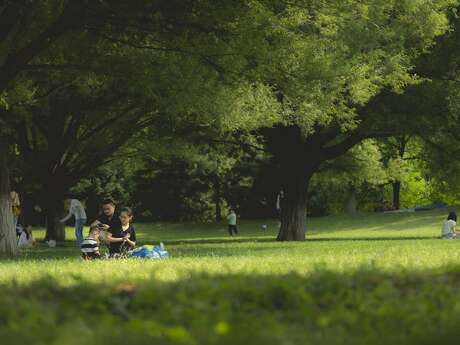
left=106, top=206, right=136, bottom=256
left=92, top=198, right=121, bottom=231
left=91, top=198, right=121, bottom=249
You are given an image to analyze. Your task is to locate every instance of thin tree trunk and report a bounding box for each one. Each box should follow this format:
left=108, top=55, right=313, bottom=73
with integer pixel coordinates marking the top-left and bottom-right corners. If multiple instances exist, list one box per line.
left=392, top=180, right=401, bottom=210
left=0, top=143, right=18, bottom=255
left=55, top=202, right=66, bottom=242
left=214, top=180, right=222, bottom=222
left=346, top=188, right=358, bottom=214
left=43, top=177, right=67, bottom=242
left=44, top=202, right=57, bottom=241
left=392, top=136, right=408, bottom=210
left=44, top=196, right=66, bottom=242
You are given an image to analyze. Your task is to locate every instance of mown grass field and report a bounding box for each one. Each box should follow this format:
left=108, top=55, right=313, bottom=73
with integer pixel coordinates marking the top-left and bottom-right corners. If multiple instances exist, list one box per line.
left=2, top=209, right=460, bottom=344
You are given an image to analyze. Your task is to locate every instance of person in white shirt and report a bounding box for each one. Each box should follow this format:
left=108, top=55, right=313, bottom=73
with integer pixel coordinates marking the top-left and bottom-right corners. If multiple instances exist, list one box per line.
left=60, top=198, right=87, bottom=246
left=441, top=212, right=460, bottom=239
left=17, top=225, right=34, bottom=248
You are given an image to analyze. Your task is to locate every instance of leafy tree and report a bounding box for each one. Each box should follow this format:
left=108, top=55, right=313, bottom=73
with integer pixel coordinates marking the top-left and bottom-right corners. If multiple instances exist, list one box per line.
left=378, top=136, right=419, bottom=210
left=2, top=0, right=257, bottom=241
left=309, top=140, right=388, bottom=215
left=212, top=0, right=457, bottom=240
left=130, top=125, right=260, bottom=222
left=0, top=0, right=88, bottom=254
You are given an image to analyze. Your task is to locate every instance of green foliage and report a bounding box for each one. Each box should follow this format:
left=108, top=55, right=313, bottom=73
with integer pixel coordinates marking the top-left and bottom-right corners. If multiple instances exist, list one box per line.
left=308, top=140, right=388, bottom=214
left=130, top=134, right=262, bottom=221
left=210, top=0, right=458, bottom=134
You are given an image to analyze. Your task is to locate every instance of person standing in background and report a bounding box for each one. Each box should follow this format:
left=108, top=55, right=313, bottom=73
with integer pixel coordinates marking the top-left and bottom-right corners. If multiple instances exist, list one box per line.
left=10, top=189, right=21, bottom=229
left=60, top=198, right=87, bottom=246
left=227, top=209, right=238, bottom=236
left=276, top=189, right=285, bottom=229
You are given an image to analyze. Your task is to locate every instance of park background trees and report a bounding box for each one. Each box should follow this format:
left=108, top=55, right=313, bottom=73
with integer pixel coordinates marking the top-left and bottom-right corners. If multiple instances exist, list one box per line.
left=3, top=1, right=460, bottom=253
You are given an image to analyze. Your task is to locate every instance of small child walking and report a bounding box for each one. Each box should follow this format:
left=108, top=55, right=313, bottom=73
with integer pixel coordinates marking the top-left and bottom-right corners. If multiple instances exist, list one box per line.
left=227, top=209, right=238, bottom=236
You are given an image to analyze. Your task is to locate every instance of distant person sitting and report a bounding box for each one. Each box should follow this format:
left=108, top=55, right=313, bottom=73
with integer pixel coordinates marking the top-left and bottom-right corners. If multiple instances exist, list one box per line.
left=60, top=198, right=87, bottom=246
left=17, top=225, right=34, bottom=248
left=81, top=224, right=103, bottom=260
left=106, top=207, right=136, bottom=257
left=441, top=212, right=460, bottom=239
left=227, top=209, right=238, bottom=236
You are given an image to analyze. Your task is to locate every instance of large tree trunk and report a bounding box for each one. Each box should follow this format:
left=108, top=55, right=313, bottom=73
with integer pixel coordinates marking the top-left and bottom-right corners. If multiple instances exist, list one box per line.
left=44, top=196, right=66, bottom=242
left=277, top=173, right=311, bottom=241
left=392, top=180, right=401, bottom=210
left=264, top=126, right=318, bottom=241
left=264, top=124, right=363, bottom=242
left=0, top=144, right=18, bottom=256
left=42, top=177, right=67, bottom=242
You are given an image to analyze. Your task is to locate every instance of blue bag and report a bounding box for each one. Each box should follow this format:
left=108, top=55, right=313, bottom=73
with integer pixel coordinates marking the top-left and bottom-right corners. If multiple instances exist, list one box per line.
left=131, top=244, right=169, bottom=259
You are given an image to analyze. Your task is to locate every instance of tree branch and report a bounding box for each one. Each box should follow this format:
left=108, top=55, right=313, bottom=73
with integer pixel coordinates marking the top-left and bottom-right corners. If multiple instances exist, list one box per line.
left=0, top=0, right=88, bottom=91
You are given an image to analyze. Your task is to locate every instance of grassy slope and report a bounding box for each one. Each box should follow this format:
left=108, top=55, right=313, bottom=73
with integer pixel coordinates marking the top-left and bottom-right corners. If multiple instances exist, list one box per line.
left=2, top=209, right=460, bottom=344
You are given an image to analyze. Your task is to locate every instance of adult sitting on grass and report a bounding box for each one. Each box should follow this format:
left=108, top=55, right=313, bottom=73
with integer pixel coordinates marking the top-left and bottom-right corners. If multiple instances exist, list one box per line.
left=105, top=207, right=136, bottom=257
left=441, top=212, right=460, bottom=239
left=92, top=198, right=121, bottom=231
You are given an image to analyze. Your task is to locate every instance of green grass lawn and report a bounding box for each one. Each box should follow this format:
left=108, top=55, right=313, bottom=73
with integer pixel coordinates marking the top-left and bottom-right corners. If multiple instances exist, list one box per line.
left=2, top=209, right=460, bottom=344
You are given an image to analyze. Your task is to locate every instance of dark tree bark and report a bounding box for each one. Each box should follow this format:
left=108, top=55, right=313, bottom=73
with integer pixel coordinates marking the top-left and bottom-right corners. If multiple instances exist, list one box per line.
left=277, top=172, right=312, bottom=241
left=264, top=126, right=319, bottom=241
left=41, top=174, right=68, bottom=242
left=44, top=198, right=66, bottom=242
left=0, top=3, right=88, bottom=251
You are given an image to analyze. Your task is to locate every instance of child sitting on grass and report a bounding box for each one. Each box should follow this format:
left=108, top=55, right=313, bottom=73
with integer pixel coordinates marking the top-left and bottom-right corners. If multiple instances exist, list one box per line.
left=17, top=225, right=34, bottom=248
left=106, top=207, right=136, bottom=257
left=81, top=224, right=103, bottom=260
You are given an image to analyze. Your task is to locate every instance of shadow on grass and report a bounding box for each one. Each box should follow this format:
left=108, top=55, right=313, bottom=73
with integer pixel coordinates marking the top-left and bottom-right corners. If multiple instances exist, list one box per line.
left=2, top=268, right=460, bottom=344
